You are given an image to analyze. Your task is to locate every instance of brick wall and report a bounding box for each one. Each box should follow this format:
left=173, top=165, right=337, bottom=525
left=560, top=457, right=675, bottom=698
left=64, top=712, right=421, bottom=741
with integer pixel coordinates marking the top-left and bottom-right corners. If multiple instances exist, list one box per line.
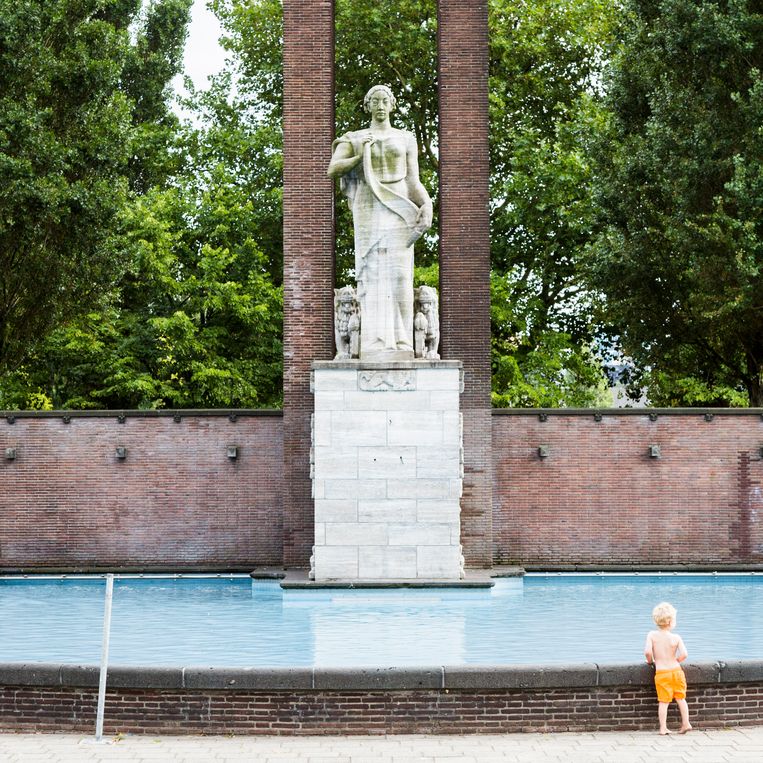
left=492, top=411, right=763, bottom=567
left=437, top=1, right=493, bottom=568
left=3, top=411, right=763, bottom=570
left=1, top=682, right=761, bottom=734
left=0, top=413, right=283, bottom=571
left=282, top=0, right=336, bottom=568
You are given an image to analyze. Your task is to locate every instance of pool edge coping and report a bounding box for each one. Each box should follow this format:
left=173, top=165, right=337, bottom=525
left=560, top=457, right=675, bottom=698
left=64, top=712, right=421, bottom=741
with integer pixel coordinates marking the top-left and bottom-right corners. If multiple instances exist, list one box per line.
left=2, top=660, right=763, bottom=691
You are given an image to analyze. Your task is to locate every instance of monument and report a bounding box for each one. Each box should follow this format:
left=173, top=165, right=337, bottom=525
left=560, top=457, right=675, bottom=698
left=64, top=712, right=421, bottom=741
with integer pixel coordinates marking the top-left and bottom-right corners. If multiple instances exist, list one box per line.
left=327, top=84, right=432, bottom=361
left=310, top=86, right=464, bottom=581
left=282, top=2, right=491, bottom=575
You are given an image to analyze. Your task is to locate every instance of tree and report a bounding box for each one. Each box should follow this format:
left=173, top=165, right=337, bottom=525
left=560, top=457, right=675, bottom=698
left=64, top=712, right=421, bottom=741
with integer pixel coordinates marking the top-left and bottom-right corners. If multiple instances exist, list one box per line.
left=123, top=0, right=196, bottom=192
left=103, top=121, right=283, bottom=410
left=488, top=0, right=616, bottom=406
left=589, top=0, right=763, bottom=406
left=212, top=0, right=614, bottom=406
left=0, top=107, right=283, bottom=411
left=0, top=0, right=192, bottom=375
left=2, top=0, right=619, bottom=409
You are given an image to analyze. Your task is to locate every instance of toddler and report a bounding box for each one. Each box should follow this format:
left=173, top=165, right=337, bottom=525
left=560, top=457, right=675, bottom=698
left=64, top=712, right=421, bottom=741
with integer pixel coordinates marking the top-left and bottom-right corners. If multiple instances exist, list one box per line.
left=644, top=601, right=692, bottom=735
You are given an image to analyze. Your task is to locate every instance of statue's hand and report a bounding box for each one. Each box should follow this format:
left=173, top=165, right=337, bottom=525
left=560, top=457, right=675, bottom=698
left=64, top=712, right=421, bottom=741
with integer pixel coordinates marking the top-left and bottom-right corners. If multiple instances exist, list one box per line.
left=354, top=134, right=376, bottom=162
left=415, top=203, right=433, bottom=230
left=407, top=211, right=431, bottom=246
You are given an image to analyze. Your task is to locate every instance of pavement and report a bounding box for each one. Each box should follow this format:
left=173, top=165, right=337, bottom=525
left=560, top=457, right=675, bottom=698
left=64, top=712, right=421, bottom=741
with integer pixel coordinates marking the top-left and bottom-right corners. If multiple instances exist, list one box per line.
left=1, top=727, right=763, bottom=763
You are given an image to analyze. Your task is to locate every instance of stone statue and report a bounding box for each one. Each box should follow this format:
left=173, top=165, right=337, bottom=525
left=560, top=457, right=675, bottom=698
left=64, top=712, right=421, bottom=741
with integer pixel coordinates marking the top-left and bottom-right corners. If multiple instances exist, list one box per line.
left=414, top=285, right=440, bottom=360
left=334, top=286, right=361, bottom=360
left=328, top=85, right=433, bottom=360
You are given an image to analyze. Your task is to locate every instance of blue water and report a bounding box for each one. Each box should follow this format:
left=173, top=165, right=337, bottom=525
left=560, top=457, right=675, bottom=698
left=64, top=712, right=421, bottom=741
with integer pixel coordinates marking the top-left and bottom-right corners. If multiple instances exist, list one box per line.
left=1, top=574, right=762, bottom=667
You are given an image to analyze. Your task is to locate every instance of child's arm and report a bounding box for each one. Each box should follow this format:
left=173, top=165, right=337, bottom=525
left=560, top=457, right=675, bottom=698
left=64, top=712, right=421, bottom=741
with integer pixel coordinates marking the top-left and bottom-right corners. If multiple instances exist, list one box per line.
left=675, top=635, right=688, bottom=662
left=644, top=632, right=654, bottom=664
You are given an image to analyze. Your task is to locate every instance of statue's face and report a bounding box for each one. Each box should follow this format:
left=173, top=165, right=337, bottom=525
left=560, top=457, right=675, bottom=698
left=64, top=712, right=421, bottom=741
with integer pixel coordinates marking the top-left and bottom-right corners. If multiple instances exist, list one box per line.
left=368, top=90, right=392, bottom=122
left=340, top=300, right=353, bottom=314
left=421, top=301, right=432, bottom=313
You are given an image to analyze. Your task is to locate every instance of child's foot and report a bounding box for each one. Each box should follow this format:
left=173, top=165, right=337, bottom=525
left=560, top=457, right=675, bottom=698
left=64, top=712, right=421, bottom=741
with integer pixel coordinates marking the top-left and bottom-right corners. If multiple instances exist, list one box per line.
left=659, top=729, right=672, bottom=736
left=679, top=725, right=692, bottom=734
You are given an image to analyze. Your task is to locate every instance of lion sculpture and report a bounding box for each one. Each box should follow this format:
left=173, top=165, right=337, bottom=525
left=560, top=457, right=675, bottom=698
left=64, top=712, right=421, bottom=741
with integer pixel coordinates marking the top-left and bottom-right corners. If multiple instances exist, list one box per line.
left=413, top=285, right=440, bottom=360
left=333, top=286, right=361, bottom=360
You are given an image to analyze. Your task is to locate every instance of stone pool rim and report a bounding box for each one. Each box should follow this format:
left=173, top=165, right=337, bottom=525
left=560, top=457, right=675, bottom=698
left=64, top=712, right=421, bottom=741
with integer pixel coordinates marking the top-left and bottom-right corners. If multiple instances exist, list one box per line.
left=2, top=659, right=763, bottom=691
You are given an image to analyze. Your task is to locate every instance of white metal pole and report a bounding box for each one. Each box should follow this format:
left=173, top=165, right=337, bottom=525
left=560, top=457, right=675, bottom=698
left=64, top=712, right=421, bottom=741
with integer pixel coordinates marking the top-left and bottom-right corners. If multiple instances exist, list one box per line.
left=95, top=573, right=114, bottom=742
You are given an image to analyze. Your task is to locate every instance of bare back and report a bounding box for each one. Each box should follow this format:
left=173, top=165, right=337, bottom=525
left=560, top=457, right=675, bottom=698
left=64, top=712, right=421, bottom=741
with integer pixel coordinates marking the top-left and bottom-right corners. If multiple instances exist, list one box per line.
left=645, top=628, right=687, bottom=671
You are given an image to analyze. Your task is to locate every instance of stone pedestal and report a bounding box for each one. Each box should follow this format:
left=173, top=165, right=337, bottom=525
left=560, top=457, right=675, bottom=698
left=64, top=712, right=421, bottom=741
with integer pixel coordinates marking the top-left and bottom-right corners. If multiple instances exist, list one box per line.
left=310, top=360, right=464, bottom=581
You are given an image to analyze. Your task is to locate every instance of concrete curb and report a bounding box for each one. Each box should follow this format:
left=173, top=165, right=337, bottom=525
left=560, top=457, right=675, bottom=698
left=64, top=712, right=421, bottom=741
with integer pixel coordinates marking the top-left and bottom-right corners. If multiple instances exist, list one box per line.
left=445, top=664, right=598, bottom=689
left=0, top=660, right=751, bottom=691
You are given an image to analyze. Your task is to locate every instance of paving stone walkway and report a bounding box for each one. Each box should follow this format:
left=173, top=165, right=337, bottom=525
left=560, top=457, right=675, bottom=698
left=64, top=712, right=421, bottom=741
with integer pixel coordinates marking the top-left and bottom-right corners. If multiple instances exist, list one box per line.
left=1, top=727, right=763, bottom=763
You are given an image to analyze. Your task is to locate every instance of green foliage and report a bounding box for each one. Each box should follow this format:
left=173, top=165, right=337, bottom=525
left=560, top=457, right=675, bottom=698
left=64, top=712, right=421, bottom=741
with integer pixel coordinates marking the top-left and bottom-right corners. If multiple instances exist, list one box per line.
left=0, top=0, right=192, bottom=375
left=0, top=0, right=680, bottom=408
left=0, top=0, right=135, bottom=371
left=414, top=262, right=439, bottom=290
left=491, top=273, right=609, bottom=407
left=1, top=138, right=283, bottom=410
left=0, top=0, right=287, bottom=411
left=589, top=0, right=763, bottom=405
left=187, top=70, right=285, bottom=287
left=638, top=369, right=748, bottom=408
left=113, top=173, right=282, bottom=409
left=123, top=0, right=194, bottom=192
left=489, top=0, right=616, bottom=406
left=1, top=1, right=285, bottom=412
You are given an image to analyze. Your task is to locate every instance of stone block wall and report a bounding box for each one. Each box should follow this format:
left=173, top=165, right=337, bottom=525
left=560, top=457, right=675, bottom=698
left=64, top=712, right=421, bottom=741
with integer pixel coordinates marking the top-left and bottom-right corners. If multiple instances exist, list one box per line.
left=311, top=362, right=463, bottom=580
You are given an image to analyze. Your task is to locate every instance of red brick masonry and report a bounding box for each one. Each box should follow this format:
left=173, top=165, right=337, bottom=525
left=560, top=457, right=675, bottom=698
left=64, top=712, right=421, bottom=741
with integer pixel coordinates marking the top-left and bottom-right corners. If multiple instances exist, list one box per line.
left=281, top=0, right=336, bottom=570
left=3, top=409, right=763, bottom=570
left=492, top=409, right=763, bottom=567
left=0, top=411, right=283, bottom=571
left=437, top=0, right=494, bottom=570
left=1, top=662, right=761, bottom=734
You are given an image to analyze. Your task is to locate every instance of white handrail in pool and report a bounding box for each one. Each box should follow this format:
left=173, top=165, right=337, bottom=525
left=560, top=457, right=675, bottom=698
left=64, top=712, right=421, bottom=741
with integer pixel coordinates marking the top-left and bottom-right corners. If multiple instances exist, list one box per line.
left=95, top=573, right=114, bottom=742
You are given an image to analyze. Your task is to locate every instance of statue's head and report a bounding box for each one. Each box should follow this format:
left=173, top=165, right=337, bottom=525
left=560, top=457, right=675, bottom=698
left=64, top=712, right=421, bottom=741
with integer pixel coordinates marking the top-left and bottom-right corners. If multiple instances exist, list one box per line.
left=334, top=286, right=357, bottom=313
left=417, top=285, right=437, bottom=311
left=364, top=85, right=396, bottom=115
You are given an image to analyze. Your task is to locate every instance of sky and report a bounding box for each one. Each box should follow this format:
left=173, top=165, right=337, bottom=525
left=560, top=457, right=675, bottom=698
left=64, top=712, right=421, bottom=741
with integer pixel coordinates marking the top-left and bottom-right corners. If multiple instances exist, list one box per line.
left=175, top=1, right=227, bottom=95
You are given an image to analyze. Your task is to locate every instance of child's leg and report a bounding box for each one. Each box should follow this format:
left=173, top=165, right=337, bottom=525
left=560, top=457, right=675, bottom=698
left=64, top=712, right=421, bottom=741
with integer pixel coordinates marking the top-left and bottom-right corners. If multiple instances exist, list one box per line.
left=676, top=698, right=692, bottom=732
left=658, top=701, right=670, bottom=734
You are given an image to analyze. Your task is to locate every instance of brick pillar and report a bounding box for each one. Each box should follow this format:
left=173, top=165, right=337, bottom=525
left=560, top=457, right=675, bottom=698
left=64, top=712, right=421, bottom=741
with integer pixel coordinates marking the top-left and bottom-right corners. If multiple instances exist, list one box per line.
left=282, top=0, right=335, bottom=567
left=437, top=1, right=493, bottom=567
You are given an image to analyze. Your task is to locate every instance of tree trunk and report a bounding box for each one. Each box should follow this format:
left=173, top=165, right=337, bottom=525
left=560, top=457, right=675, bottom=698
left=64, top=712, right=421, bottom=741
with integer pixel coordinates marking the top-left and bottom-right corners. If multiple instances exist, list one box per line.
left=748, top=377, right=763, bottom=407
left=745, top=351, right=763, bottom=407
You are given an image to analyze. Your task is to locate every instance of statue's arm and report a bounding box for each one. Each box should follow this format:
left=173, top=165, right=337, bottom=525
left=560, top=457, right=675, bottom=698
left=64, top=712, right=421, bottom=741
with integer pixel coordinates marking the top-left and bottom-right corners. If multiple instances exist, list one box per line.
left=405, top=134, right=433, bottom=227
left=327, top=139, right=362, bottom=178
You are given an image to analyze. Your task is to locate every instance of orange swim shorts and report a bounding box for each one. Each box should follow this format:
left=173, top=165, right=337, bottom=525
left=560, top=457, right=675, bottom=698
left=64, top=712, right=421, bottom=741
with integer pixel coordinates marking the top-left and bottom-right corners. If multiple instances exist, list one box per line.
left=654, top=667, right=687, bottom=703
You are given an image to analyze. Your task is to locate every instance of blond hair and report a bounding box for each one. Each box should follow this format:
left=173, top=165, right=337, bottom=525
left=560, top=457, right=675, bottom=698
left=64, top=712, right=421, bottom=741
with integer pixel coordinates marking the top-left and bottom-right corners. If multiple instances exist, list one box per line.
left=652, top=601, right=677, bottom=628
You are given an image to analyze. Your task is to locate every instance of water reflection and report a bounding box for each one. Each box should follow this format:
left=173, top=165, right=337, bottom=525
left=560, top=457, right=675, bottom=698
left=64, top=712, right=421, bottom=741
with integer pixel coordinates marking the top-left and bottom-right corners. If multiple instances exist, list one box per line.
left=1, top=574, right=762, bottom=666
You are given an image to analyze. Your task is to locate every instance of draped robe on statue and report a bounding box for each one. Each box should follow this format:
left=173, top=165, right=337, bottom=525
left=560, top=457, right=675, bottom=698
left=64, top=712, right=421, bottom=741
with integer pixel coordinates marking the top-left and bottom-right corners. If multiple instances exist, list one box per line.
left=333, top=128, right=423, bottom=360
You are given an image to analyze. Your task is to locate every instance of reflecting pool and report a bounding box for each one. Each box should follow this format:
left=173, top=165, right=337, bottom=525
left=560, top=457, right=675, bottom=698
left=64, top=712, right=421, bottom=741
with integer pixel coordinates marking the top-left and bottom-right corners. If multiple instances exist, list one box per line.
left=1, top=573, right=761, bottom=667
